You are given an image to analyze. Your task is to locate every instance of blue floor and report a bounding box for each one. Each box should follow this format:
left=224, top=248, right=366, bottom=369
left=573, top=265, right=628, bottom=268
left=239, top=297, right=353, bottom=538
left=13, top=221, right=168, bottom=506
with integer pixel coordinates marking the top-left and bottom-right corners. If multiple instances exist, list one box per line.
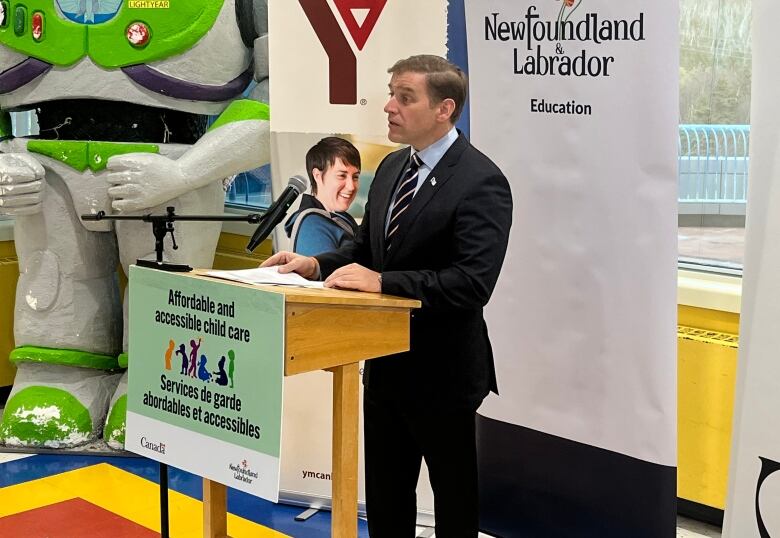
left=0, top=453, right=369, bottom=537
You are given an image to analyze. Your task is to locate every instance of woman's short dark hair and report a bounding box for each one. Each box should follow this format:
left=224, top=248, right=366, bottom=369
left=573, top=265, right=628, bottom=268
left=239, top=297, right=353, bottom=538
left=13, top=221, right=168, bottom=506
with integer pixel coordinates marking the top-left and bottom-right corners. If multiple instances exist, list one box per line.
left=388, top=55, right=468, bottom=123
left=305, top=137, right=361, bottom=195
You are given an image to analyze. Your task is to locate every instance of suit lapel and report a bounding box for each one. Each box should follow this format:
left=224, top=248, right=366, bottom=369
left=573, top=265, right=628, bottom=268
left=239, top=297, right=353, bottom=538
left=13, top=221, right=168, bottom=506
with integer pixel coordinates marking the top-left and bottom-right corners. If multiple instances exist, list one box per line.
left=384, top=134, right=468, bottom=266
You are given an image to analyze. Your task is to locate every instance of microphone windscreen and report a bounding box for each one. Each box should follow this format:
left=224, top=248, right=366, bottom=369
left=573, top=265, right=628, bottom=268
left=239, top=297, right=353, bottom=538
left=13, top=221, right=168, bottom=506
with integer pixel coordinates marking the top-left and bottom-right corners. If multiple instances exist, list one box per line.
left=288, top=175, right=308, bottom=194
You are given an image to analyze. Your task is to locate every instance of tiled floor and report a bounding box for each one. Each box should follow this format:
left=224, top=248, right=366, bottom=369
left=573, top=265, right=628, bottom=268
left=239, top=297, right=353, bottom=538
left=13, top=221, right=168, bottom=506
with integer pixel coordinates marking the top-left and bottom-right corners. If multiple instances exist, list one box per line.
left=0, top=452, right=720, bottom=538
left=678, top=516, right=722, bottom=537
left=0, top=452, right=358, bottom=537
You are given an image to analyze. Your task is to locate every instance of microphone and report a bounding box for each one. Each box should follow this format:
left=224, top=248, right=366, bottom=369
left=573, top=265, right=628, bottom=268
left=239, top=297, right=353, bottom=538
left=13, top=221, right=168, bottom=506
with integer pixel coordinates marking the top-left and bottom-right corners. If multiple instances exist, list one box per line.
left=246, top=175, right=308, bottom=252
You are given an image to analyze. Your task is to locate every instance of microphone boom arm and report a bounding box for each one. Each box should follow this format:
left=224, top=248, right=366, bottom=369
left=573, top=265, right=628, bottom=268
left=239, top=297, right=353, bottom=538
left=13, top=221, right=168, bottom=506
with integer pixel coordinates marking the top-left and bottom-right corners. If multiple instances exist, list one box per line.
left=81, top=206, right=268, bottom=272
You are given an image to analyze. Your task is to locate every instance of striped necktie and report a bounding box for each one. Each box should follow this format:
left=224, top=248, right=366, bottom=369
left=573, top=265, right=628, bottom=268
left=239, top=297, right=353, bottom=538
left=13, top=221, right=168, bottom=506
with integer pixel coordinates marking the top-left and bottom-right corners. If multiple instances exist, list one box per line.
left=386, top=153, right=422, bottom=249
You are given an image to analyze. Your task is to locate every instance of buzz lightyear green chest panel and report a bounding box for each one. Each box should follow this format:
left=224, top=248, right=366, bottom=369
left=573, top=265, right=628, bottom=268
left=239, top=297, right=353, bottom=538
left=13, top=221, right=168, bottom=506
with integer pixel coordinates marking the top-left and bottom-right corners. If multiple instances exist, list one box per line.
left=0, top=0, right=254, bottom=101
left=0, top=0, right=223, bottom=67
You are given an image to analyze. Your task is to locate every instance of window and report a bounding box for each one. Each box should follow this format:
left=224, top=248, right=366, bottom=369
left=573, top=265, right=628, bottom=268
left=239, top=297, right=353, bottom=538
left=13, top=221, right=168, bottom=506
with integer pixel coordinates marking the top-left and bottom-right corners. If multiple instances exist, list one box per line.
left=225, top=164, right=273, bottom=210
left=678, top=0, right=751, bottom=273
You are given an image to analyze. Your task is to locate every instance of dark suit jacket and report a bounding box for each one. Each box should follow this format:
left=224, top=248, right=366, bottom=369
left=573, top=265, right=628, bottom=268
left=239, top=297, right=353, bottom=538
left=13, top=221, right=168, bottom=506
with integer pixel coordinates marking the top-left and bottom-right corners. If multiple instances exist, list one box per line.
left=316, top=132, right=513, bottom=409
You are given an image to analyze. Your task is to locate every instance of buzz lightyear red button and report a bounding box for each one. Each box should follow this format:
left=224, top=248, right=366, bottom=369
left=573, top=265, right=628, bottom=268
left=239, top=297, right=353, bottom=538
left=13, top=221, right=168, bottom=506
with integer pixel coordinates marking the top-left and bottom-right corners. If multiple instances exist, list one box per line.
left=126, top=21, right=150, bottom=47
left=32, top=12, right=43, bottom=41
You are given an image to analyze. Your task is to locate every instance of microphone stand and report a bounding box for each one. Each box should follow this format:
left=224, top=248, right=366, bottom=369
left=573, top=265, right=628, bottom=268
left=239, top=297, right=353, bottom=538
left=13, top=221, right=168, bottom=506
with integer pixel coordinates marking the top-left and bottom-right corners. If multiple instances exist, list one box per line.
left=81, top=206, right=267, bottom=272
left=79, top=205, right=266, bottom=538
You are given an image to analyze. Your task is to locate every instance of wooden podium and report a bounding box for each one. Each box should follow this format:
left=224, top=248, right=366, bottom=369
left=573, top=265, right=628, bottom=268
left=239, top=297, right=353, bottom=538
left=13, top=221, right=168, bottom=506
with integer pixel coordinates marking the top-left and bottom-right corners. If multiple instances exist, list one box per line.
left=189, top=271, right=420, bottom=538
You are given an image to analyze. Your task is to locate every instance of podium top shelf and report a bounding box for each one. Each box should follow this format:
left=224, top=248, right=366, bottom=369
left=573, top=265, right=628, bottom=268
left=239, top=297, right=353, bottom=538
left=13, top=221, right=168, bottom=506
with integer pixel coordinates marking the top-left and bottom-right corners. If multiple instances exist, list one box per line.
left=189, top=269, right=420, bottom=310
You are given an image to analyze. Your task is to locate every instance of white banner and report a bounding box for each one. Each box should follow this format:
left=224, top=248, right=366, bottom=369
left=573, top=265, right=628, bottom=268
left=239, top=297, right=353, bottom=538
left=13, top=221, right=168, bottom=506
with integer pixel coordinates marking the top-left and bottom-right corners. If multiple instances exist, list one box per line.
left=467, top=3, right=678, bottom=534
left=724, top=1, right=780, bottom=535
left=467, top=0, right=678, bottom=466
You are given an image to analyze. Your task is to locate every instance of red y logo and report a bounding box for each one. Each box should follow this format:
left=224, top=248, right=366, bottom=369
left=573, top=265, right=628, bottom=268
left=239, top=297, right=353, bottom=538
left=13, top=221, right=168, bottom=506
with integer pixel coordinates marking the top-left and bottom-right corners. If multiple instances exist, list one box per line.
left=299, top=0, right=387, bottom=105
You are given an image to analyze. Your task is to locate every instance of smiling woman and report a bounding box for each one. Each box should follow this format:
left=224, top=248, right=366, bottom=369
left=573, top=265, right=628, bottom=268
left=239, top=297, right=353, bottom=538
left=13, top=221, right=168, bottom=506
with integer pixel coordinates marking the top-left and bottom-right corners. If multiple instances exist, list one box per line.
left=284, top=136, right=361, bottom=257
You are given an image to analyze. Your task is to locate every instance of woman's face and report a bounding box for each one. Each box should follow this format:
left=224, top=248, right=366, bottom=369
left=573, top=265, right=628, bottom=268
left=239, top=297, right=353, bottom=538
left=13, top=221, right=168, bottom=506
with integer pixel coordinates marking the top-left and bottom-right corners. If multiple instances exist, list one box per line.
left=313, top=157, right=360, bottom=213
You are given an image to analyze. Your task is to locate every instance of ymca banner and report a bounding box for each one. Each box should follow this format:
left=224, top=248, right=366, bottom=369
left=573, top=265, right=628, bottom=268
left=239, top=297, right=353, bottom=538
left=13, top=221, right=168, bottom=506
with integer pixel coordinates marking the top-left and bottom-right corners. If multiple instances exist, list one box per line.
left=269, top=0, right=446, bottom=136
left=465, top=1, right=679, bottom=536
left=125, top=267, right=285, bottom=501
left=724, top=1, right=780, bottom=536
left=268, top=0, right=447, bottom=520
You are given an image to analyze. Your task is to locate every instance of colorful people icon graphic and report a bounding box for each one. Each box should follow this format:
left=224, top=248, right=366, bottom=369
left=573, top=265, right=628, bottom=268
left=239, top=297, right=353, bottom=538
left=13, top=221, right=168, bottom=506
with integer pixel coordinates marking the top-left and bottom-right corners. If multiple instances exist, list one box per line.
left=198, top=355, right=212, bottom=382
left=188, top=338, right=202, bottom=378
left=164, top=340, right=175, bottom=370
left=176, top=343, right=188, bottom=375
left=214, top=356, right=229, bottom=386
left=228, top=350, right=236, bottom=389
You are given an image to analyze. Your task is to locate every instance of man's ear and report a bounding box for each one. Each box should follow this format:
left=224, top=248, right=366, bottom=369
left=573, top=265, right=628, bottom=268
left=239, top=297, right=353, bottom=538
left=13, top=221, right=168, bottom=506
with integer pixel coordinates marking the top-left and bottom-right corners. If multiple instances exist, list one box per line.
left=438, top=98, right=456, bottom=123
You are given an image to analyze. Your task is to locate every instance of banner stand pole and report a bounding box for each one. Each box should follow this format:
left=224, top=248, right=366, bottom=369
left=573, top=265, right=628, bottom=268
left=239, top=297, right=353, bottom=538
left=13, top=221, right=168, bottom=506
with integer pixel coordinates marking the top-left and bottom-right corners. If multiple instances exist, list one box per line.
left=160, top=462, right=170, bottom=538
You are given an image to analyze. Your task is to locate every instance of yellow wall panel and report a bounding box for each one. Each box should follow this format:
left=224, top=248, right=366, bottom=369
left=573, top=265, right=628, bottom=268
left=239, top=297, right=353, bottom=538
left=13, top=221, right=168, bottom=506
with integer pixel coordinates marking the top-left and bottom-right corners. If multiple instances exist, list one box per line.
left=213, top=233, right=272, bottom=270
left=679, top=304, right=740, bottom=334
left=677, top=336, right=737, bottom=509
left=0, top=240, right=18, bottom=388
left=677, top=304, right=740, bottom=510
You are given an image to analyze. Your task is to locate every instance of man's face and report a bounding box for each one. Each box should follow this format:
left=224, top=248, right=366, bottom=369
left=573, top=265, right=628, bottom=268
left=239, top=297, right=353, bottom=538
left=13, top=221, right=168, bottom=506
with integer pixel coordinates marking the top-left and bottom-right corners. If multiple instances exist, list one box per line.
left=313, top=157, right=360, bottom=213
left=384, top=71, right=448, bottom=150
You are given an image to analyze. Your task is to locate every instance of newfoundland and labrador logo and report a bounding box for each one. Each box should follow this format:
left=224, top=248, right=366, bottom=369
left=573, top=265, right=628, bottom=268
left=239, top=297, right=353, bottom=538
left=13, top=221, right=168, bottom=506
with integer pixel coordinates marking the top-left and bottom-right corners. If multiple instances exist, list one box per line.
left=484, top=1, right=645, bottom=77
left=229, top=459, right=259, bottom=484
left=299, top=0, right=387, bottom=105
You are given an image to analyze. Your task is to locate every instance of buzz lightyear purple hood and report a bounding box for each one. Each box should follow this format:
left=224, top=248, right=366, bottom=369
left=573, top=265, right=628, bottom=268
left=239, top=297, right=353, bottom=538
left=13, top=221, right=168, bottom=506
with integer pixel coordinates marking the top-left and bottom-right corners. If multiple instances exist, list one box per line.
left=0, top=0, right=255, bottom=101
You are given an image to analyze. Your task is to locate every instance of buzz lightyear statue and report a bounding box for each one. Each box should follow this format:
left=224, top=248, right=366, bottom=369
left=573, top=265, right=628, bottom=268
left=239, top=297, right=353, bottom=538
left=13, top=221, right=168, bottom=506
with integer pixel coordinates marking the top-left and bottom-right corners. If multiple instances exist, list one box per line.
left=0, top=0, right=271, bottom=448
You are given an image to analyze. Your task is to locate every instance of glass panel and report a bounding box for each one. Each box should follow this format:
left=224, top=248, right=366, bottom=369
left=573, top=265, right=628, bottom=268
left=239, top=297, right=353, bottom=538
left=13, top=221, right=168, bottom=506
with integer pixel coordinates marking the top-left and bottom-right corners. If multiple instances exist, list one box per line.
left=678, top=0, right=751, bottom=272
left=225, top=164, right=273, bottom=210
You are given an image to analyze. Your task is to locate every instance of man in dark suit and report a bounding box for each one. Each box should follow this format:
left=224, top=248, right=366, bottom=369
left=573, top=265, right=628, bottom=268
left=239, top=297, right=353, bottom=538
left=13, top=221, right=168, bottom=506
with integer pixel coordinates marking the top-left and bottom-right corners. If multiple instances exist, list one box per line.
left=262, top=55, right=512, bottom=537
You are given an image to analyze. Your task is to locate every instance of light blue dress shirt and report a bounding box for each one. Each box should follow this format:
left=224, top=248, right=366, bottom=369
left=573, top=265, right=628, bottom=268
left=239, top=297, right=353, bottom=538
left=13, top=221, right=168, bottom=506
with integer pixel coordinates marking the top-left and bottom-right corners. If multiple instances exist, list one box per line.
left=385, top=127, right=459, bottom=233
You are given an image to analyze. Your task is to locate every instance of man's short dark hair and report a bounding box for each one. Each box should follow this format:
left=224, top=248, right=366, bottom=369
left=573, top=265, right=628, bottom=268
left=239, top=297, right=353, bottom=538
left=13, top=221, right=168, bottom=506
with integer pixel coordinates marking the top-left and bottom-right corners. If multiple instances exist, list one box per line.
left=305, top=137, right=361, bottom=195
left=388, top=55, right=468, bottom=123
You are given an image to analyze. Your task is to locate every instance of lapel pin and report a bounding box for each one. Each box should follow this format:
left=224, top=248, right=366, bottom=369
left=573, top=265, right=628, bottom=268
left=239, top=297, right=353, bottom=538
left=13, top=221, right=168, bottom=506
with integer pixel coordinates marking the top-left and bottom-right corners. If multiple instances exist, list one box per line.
left=430, top=177, right=437, bottom=186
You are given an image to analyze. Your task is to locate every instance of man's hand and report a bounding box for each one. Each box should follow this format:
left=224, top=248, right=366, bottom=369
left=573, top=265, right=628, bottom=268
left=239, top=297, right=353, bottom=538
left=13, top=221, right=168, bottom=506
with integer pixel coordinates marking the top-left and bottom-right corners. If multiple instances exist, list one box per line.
left=324, top=263, right=381, bottom=293
left=261, top=251, right=320, bottom=280
left=0, top=154, right=46, bottom=216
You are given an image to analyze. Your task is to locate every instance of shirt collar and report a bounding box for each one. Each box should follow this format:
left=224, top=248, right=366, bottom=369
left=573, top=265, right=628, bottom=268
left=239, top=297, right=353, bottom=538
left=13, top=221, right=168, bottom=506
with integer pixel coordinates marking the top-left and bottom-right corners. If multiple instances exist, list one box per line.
left=411, top=127, right=459, bottom=170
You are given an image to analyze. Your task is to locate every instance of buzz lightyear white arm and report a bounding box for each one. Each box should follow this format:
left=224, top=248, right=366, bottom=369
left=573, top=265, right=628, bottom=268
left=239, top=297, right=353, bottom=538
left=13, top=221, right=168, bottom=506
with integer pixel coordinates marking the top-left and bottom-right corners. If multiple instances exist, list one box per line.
left=106, top=102, right=270, bottom=212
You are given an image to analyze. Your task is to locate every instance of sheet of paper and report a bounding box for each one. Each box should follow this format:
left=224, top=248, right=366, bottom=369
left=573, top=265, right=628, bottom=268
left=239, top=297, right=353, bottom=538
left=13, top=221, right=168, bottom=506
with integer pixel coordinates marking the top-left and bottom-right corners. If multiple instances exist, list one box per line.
left=204, top=267, right=324, bottom=288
